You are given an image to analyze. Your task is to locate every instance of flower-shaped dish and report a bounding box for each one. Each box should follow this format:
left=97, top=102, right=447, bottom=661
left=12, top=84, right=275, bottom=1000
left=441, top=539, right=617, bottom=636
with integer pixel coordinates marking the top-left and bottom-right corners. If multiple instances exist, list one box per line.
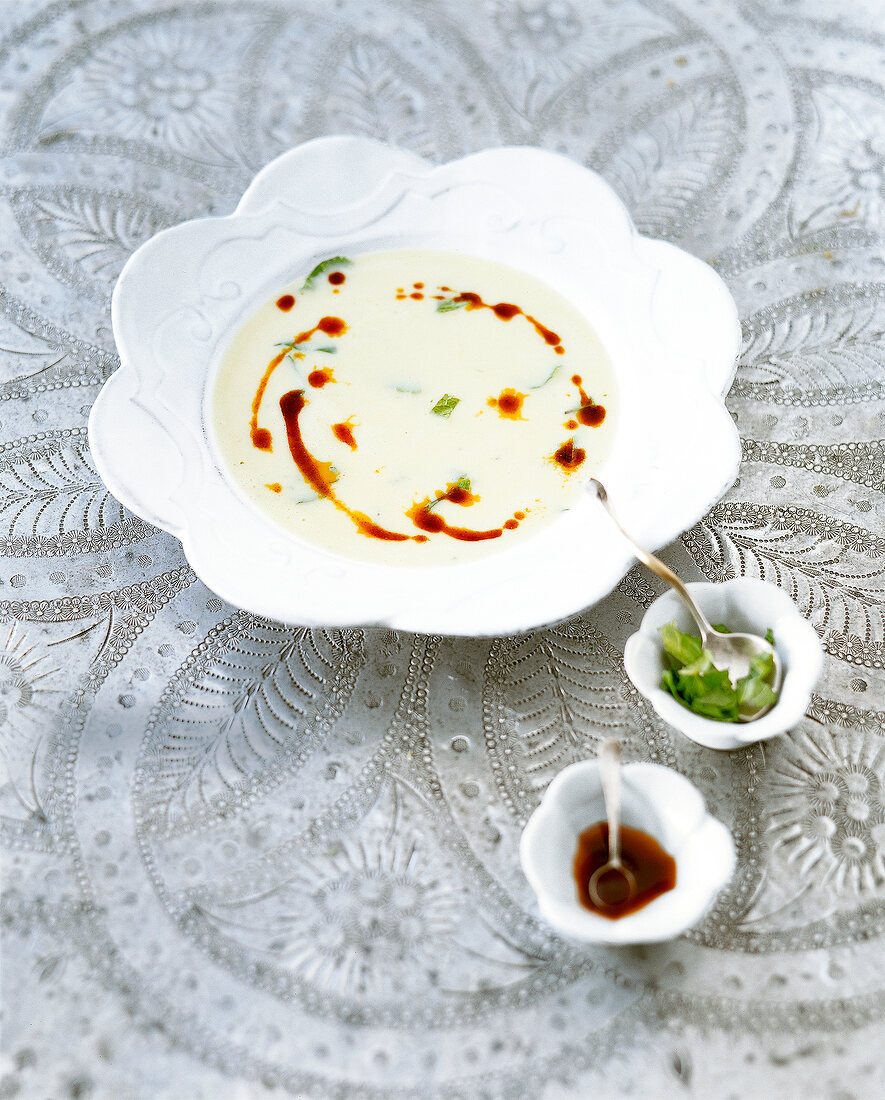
left=623, top=578, right=823, bottom=750
left=89, top=135, right=741, bottom=634
left=520, top=758, right=736, bottom=944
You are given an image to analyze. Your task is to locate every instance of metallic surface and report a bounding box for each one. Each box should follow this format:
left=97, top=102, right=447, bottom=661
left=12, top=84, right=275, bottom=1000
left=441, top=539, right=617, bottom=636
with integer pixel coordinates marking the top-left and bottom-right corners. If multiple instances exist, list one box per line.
left=1, top=1, right=884, bottom=1096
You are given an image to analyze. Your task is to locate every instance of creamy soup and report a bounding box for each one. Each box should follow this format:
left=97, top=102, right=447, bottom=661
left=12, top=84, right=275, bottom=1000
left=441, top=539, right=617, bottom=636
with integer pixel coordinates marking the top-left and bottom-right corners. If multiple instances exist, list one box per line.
left=210, top=249, right=616, bottom=566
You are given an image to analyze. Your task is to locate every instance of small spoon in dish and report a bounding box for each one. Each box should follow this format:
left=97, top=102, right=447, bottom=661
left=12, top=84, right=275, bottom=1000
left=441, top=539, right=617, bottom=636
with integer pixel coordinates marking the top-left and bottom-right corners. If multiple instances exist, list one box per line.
left=587, top=478, right=783, bottom=722
left=588, top=739, right=637, bottom=909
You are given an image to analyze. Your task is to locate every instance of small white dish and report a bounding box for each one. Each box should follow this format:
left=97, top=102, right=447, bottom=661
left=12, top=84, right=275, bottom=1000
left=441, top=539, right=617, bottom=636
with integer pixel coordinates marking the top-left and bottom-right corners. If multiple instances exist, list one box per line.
left=520, top=758, right=735, bottom=945
left=623, top=578, right=823, bottom=750
left=89, top=134, right=741, bottom=634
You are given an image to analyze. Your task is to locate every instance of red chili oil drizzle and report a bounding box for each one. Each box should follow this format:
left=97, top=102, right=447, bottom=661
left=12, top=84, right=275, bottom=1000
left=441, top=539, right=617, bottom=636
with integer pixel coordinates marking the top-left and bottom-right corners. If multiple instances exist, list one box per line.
left=278, top=390, right=424, bottom=543
left=408, top=504, right=503, bottom=542
left=250, top=349, right=289, bottom=450
left=443, top=291, right=565, bottom=354
left=328, top=271, right=346, bottom=285
left=332, top=421, right=357, bottom=450
left=573, top=822, right=676, bottom=919
left=570, top=374, right=606, bottom=427
left=278, top=391, right=337, bottom=496
left=552, top=438, right=586, bottom=472
left=406, top=481, right=518, bottom=543
left=275, top=294, right=295, bottom=311
left=410, top=292, right=424, bottom=300
left=433, top=481, right=479, bottom=508
left=413, top=282, right=424, bottom=289
left=488, top=388, right=527, bottom=419
left=266, top=482, right=282, bottom=493
left=249, top=317, right=347, bottom=450
left=308, top=367, right=335, bottom=388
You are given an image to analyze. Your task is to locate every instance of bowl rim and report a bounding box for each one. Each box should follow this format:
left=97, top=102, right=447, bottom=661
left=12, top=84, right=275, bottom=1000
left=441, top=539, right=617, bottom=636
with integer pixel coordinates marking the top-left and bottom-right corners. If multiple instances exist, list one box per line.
left=89, top=134, right=742, bottom=634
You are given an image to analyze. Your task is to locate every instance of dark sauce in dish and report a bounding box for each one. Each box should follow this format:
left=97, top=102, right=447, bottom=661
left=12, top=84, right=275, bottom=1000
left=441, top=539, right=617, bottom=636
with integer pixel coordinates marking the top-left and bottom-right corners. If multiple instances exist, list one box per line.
left=573, top=822, right=676, bottom=920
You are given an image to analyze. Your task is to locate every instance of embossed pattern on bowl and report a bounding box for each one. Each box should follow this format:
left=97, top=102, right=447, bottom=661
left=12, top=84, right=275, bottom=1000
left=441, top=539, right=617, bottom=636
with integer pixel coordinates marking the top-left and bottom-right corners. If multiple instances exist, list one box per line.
left=89, top=134, right=742, bottom=633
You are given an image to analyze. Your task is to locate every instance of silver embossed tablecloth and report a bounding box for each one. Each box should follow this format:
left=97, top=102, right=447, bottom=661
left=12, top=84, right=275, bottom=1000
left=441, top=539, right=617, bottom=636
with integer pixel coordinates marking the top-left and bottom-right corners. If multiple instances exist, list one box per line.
left=1, top=1, right=884, bottom=1097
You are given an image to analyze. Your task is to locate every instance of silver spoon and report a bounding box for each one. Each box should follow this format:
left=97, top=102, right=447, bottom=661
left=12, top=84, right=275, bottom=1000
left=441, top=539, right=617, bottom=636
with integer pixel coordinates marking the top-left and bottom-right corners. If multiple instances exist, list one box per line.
left=588, top=739, right=637, bottom=908
left=587, top=478, right=782, bottom=722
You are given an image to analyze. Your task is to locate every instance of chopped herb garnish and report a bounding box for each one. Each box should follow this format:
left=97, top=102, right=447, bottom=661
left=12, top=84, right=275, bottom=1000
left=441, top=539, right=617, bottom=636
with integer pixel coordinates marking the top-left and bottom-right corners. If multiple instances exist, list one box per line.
left=301, top=256, right=351, bottom=291
left=437, top=297, right=467, bottom=313
left=530, top=364, right=561, bottom=389
left=456, top=476, right=471, bottom=492
left=659, top=622, right=778, bottom=722
left=431, top=394, right=460, bottom=417
left=315, top=346, right=336, bottom=354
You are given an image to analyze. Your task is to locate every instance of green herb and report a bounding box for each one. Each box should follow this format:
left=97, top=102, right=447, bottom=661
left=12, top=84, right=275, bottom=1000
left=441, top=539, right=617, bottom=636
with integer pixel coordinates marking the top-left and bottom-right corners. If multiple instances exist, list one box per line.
left=737, top=650, right=778, bottom=713
left=660, top=622, right=704, bottom=668
left=659, top=622, right=778, bottom=722
left=280, top=342, right=308, bottom=365
left=316, top=346, right=336, bottom=354
left=437, top=298, right=467, bottom=312
left=431, top=394, right=460, bottom=417
left=301, top=256, right=351, bottom=291
left=530, top=364, right=561, bottom=389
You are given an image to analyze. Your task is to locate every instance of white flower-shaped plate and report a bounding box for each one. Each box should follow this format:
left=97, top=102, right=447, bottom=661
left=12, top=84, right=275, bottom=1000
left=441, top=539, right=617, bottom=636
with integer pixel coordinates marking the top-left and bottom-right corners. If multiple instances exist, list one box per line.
left=624, top=578, right=824, bottom=750
left=89, top=135, right=741, bottom=634
left=520, top=759, right=736, bottom=944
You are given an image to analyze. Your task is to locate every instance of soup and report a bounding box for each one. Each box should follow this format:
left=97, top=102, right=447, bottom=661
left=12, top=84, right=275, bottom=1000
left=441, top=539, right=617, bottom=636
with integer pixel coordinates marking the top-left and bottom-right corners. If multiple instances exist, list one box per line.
left=211, top=249, right=615, bottom=566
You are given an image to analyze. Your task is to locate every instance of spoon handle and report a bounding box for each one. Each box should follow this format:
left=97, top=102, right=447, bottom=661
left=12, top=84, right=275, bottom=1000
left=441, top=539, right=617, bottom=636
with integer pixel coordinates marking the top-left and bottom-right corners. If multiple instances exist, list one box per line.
left=588, top=479, right=714, bottom=642
left=598, top=739, right=623, bottom=865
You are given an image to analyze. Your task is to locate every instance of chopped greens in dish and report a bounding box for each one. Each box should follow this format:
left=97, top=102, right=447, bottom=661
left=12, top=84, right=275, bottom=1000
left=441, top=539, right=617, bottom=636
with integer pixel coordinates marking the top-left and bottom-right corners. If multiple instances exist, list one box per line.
left=659, top=622, right=778, bottom=722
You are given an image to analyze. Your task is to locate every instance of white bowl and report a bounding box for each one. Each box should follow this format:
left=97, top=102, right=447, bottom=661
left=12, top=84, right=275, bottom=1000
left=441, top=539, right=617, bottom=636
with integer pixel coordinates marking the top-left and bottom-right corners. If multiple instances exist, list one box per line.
left=520, top=759, right=735, bottom=944
left=623, top=578, right=823, bottom=750
left=89, top=135, right=741, bottom=634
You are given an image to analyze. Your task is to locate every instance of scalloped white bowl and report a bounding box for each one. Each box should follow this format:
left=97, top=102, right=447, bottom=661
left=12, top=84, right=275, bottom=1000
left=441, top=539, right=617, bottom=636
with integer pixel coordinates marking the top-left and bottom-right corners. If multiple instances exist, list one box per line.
left=89, top=135, right=741, bottom=634
left=624, top=578, right=824, bottom=750
left=520, top=759, right=736, bottom=944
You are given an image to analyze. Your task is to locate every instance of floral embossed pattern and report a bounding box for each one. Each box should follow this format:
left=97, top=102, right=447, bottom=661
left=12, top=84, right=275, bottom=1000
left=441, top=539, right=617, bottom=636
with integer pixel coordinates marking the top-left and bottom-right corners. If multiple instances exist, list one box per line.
left=1, top=1, right=885, bottom=1098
